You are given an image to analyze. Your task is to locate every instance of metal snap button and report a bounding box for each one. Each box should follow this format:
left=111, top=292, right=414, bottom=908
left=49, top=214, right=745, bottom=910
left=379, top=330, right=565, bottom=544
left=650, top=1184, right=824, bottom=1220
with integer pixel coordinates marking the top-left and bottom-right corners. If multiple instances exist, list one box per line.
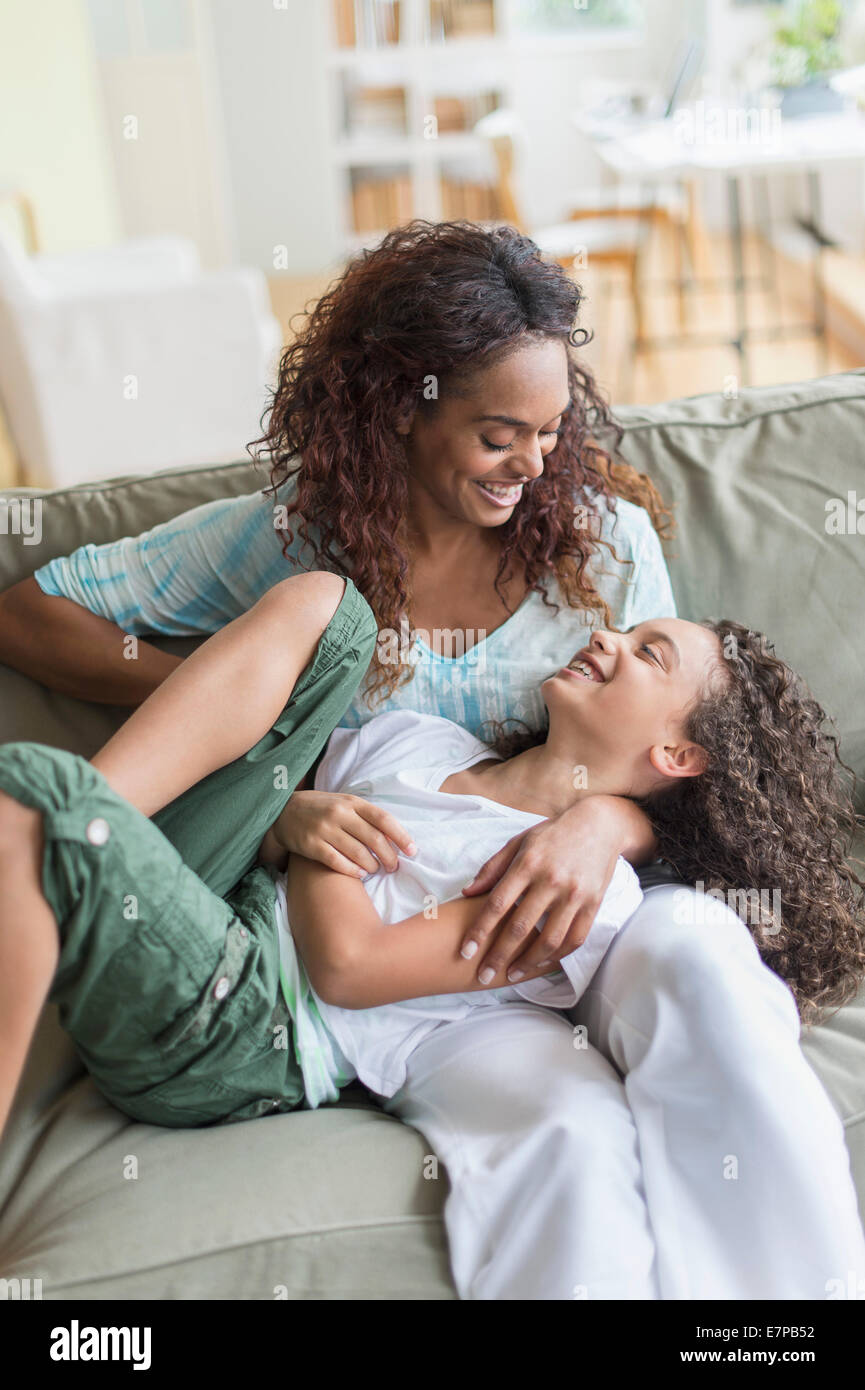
left=85, top=817, right=110, bottom=846
left=239, top=928, right=248, bottom=940
left=213, top=976, right=231, bottom=1000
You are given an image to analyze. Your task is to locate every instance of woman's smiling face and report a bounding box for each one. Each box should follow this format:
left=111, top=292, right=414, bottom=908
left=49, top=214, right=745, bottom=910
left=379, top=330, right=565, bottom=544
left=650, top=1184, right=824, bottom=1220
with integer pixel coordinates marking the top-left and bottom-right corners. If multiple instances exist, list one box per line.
left=398, top=337, right=570, bottom=528
left=542, top=619, right=726, bottom=798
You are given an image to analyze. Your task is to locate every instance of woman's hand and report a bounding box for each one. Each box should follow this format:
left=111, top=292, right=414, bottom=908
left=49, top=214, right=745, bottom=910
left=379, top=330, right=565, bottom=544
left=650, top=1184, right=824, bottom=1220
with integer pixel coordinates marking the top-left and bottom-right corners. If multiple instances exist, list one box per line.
left=270, top=790, right=418, bottom=878
left=458, top=795, right=655, bottom=983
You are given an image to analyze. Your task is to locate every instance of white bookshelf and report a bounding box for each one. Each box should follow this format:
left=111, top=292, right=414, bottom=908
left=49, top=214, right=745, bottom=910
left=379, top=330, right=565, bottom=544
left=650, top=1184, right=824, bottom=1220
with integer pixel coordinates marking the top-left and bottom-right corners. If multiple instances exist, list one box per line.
left=325, top=0, right=514, bottom=252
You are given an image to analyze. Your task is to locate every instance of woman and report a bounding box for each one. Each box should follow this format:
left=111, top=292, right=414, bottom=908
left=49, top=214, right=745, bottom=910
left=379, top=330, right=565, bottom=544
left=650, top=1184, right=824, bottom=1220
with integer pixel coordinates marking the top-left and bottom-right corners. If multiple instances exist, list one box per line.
left=1, top=576, right=863, bottom=1301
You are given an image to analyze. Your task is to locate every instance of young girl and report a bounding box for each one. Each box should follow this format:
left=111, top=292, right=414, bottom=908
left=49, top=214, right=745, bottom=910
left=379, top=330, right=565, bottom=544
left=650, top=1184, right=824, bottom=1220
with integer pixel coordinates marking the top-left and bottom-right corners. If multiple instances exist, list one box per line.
left=1, top=573, right=863, bottom=1299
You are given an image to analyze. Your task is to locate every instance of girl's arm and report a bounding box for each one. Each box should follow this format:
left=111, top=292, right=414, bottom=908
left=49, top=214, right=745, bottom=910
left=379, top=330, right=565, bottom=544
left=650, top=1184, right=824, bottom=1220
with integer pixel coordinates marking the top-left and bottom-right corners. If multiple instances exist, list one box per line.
left=283, top=853, right=558, bottom=1009
left=91, top=573, right=346, bottom=817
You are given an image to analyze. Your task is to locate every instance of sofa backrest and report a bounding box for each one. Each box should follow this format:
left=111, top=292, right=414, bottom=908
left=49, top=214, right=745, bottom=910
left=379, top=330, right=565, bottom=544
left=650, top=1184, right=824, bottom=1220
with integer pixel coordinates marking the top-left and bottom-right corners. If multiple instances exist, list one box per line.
left=1, top=371, right=863, bottom=807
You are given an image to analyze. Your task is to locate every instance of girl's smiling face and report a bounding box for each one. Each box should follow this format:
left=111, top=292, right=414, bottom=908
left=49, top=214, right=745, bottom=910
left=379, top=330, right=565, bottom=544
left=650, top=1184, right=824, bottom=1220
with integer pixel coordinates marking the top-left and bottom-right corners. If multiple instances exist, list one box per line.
left=397, top=337, right=570, bottom=529
left=542, top=619, right=726, bottom=798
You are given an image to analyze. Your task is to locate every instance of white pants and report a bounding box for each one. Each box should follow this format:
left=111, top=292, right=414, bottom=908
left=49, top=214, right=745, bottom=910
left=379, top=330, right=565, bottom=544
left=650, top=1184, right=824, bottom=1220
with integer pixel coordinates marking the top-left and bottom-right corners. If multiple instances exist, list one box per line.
left=381, top=886, right=865, bottom=1300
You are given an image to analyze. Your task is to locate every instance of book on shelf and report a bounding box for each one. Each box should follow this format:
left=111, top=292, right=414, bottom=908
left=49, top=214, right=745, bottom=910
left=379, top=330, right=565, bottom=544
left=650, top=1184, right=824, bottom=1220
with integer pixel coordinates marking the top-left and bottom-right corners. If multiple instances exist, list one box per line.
left=440, top=174, right=498, bottom=221
left=350, top=169, right=414, bottom=231
left=343, top=87, right=497, bottom=142
left=334, top=0, right=355, bottom=45
left=433, top=90, right=499, bottom=133
left=345, top=84, right=408, bottom=138
left=430, top=0, right=496, bottom=41
left=334, top=0, right=401, bottom=49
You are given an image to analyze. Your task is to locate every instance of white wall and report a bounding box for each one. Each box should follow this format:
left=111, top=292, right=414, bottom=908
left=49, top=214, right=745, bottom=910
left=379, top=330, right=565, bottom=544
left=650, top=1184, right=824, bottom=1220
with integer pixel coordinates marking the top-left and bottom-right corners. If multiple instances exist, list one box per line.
left=0, top=0, right=119, bottom=253
left=84, top=0, right=234, bottom=268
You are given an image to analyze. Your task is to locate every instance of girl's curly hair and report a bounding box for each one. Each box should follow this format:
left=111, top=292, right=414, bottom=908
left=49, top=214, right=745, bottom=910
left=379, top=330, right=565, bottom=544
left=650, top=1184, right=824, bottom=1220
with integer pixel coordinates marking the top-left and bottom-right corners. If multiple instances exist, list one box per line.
left=481, top=620, right=865, bottom=1027
left=639, top=620, right=865, bottom=1027
left=249, top=219, right=671, bottom=708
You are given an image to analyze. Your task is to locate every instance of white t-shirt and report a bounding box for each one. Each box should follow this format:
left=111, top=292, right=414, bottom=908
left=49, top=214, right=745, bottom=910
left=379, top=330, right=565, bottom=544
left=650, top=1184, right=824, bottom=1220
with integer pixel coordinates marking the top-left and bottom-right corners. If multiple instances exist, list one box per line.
left=274, top=710, right=643, bottom=1107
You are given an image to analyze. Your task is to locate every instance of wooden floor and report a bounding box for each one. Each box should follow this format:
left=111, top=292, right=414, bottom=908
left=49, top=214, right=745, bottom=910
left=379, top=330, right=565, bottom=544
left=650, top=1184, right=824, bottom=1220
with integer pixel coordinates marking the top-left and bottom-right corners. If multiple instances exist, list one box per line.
left=572, top=223, right=861, bottom=407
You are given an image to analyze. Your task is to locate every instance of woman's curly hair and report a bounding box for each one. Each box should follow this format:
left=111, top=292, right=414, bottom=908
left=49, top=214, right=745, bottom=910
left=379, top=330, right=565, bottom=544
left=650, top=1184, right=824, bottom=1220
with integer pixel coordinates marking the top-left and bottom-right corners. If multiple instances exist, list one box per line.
left=481, top=620, right=865, bottom=1027
left=638, top=620, right=865, bottom=1027
left=249, top=219, right=671, bottom=708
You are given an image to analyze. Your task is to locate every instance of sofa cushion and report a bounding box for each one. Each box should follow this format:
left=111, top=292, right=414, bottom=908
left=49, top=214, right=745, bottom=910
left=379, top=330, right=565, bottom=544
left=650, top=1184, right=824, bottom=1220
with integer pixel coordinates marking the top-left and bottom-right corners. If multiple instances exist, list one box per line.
left=0, top=1007, right=453, bottom=1299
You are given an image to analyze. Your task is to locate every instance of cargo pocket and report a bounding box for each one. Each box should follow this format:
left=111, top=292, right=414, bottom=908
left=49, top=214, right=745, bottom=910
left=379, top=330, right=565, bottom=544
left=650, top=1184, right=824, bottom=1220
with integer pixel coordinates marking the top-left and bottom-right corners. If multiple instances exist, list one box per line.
left=154, top=920, right=256, bottom=1054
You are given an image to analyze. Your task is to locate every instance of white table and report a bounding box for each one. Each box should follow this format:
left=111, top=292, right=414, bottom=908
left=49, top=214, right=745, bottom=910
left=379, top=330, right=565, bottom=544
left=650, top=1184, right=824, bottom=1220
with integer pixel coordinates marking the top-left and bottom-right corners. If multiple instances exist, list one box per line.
left=573, top=108, right=865, bottom=381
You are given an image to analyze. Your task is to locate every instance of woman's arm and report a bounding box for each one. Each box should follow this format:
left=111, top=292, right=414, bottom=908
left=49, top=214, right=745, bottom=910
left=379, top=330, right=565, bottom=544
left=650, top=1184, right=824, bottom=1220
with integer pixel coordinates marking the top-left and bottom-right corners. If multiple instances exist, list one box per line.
left=459, top=794, right=656, bottom=981
left=283, top=853, right=558, bottom=1009
left=91, top=572, right=346, bottom=817
left=0, top=578, right=182, bottom=705
left=1, top=493, right=289, bottom=705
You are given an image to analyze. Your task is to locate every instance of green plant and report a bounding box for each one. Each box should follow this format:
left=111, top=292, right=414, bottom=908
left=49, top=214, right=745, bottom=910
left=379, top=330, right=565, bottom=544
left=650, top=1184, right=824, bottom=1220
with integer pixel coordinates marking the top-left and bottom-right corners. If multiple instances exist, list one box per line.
left=769, top=0, right=844, bottom=86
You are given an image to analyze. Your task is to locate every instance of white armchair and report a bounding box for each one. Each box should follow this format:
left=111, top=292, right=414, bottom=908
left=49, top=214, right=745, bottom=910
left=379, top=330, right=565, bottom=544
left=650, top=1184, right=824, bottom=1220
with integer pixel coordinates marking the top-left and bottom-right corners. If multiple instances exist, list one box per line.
left=0, top=232, right=283, bottom=487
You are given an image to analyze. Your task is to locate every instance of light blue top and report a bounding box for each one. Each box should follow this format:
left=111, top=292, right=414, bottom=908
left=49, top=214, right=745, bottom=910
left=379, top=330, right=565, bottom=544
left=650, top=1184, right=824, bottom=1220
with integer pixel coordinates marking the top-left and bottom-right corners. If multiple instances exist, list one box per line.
left=34, top=481, right=676, bottom=735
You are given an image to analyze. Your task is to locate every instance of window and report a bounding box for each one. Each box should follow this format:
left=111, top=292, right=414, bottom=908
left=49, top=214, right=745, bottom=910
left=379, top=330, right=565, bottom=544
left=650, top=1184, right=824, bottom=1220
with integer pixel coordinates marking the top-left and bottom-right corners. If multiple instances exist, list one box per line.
left=508, top=0, right=644, bottom=33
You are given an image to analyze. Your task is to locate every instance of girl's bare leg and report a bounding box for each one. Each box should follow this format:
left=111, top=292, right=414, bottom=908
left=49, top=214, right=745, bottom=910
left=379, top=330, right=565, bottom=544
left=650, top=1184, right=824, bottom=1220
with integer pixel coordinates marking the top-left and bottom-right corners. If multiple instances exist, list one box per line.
left=91, top=570, right=347, bottom=820
left=0, top=791, right=59, bottom=1141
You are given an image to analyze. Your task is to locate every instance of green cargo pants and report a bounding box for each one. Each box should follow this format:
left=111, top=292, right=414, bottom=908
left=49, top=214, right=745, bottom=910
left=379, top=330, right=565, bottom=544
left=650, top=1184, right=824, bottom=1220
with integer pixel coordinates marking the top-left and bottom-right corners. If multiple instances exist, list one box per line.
left=0, top=577, right=378, bottom=1128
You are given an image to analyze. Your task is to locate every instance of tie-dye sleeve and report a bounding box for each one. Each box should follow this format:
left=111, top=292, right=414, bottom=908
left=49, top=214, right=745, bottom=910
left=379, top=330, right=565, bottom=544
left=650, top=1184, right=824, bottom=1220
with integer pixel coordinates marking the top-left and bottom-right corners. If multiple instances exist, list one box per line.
left=32, top=487, right=314, bottom=636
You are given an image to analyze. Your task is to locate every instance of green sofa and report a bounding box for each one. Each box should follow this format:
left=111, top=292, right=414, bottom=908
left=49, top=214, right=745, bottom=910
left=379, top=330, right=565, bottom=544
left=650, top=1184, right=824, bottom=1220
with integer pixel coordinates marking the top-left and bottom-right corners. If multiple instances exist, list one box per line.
left=1, top=370, right=864, bottom=1299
